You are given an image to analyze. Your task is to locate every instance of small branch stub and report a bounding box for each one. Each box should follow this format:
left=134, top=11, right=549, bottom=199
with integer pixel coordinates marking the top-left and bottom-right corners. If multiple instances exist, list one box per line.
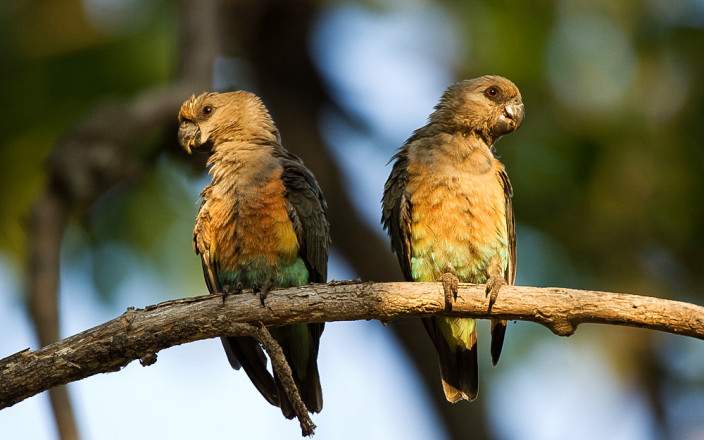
left=138, top=353, right=157, bottom=367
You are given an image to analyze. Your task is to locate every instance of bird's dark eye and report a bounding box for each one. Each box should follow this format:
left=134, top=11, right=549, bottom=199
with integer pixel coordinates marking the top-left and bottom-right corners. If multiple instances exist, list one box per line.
left=202, top=105, right=213, bottom=116
left=485, top=87, right=499, bottom=98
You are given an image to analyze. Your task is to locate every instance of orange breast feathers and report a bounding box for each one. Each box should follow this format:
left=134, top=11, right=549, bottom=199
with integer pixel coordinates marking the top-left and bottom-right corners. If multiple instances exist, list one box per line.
left=194, top=170, right=300, bottom=269
left=405, top=153, right=508, bottom=272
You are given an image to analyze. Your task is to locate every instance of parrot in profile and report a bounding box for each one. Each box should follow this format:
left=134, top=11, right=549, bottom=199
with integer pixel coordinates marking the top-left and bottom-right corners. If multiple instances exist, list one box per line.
left=382, top=75, right=524, bottom=402
left=178, top=91, right=330, bottom=418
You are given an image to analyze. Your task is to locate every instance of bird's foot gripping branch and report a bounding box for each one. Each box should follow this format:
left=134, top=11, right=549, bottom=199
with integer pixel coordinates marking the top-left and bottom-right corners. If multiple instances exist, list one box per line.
left=1, top=281, right=704, bottom=436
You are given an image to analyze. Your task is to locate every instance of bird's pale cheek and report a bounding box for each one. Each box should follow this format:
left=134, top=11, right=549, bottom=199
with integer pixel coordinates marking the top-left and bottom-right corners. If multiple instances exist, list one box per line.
left=199, top=127, right=210, bottom=146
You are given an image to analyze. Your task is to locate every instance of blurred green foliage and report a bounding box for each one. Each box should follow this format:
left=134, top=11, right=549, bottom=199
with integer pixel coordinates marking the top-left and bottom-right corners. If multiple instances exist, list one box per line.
left=0, top=0, right=211, bottom=301
left=0, top=0, right=177, bottom=261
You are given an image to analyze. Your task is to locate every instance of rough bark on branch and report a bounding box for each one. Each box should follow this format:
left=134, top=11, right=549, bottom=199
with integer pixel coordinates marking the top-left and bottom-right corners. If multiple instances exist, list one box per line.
left=3, top=282, right=702, bottom=430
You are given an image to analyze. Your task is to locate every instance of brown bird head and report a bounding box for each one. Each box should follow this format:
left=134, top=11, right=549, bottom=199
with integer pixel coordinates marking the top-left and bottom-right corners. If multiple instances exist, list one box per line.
left=432, top=75, right=524, bottom=145
left=177, top=91, right=277, bottom=154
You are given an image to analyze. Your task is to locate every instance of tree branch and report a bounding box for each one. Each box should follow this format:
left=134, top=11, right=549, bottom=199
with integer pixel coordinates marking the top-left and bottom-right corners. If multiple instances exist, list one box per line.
left=3, top=282, right=703, bottom=430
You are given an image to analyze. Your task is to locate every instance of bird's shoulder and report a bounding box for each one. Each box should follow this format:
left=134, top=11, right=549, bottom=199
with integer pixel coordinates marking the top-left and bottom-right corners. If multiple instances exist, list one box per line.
left=382, top=146, right=410, bottom=225
left=193, top=185, right=215, bottom=256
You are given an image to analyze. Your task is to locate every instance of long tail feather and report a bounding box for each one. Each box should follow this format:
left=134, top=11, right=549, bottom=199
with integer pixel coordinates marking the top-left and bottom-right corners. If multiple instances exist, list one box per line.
left=423, top=317, right=478, bottom=402
left=490, top=319, right=508, bottom=366
left=273, top=324, right=324, bottom=419
left=274, top=372, right=295, bottom=419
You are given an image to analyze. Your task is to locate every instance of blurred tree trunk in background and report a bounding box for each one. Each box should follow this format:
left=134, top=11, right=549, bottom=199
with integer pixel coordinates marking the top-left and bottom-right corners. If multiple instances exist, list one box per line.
left=24, top=1, right=217, bottom=438
left=27, top=192, right=74, bottom=440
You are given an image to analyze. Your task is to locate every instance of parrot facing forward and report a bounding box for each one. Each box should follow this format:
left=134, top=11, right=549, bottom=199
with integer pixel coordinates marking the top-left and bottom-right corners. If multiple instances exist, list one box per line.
left=178, top=91, right=330, bottom=418
left=382, top=75, right=524, bottom=402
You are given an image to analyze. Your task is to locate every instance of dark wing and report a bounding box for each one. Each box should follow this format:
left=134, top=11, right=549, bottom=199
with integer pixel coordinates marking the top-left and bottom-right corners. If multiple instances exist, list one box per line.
left=276, top=148, right=330, bottom=416
left=278, top=150, right=330, bottom=283
left=193, top=204, right=221, bottom=294
left=491, top=167, right=516, bottom=366
left=193, top=215, right=222, bottom=293
left=381, top=147, right=413, bottom=281
left=499, top=168, right=516, bottom=285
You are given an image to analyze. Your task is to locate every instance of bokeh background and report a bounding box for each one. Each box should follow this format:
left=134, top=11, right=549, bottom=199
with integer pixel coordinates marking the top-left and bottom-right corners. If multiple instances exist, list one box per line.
left=1, top=0, right=704, bottom=439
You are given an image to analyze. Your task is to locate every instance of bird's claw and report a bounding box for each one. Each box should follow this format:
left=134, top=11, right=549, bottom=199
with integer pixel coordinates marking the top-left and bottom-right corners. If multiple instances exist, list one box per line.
left=485, top=276, right=505, bottom=312
left=440, top=273, right=460, bottom=311
left=221, top=283, right=243, bottom=304
left=254, top=280, right=272, bottom=307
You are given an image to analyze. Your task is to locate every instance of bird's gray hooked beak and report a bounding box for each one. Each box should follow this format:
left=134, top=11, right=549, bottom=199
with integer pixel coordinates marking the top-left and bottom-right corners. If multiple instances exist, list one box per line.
left=503, top=102, right=525, bottom=129
left=492, top=100, right=525, bottom=139
left=178, top=120, right=201, bottom=154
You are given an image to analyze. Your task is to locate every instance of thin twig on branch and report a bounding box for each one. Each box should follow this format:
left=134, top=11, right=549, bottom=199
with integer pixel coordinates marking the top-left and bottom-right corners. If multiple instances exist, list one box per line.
left=2, top=282, right=702, bottom=433
left=253, top=325, right=316, bottom=436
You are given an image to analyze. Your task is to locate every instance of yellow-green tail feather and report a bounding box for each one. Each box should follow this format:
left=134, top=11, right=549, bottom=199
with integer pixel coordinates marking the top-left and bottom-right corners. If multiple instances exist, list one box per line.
left=423, top=316, right=479, bottom=403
